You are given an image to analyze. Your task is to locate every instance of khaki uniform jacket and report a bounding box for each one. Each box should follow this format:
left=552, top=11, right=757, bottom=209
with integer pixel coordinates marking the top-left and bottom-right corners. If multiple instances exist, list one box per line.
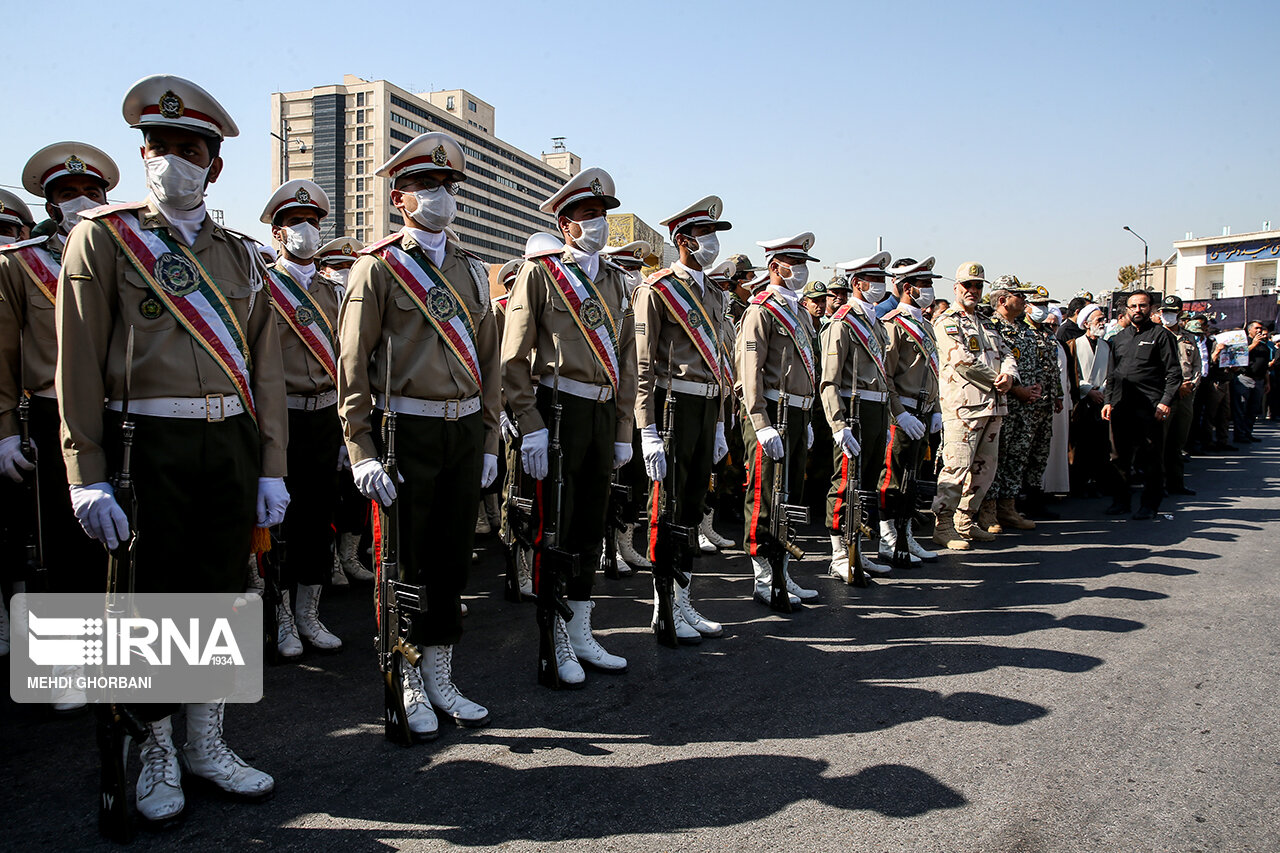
left=933, top=306, right=1018, bottom=419
left=337, top=232, right=501, bottom=464
left=269, top=261, right=340, bottom=397
left=880, top=306, right=940, bottom=418
left=1172, top=327, right=1203, bottom=388
left=818, top=313, right=863, bottom=434
left=844, top=300, right=890, bottom=394
left=633, top=266, right=727, bottom=429
left=736, top=287, right=818, bottom=432
left=0, top=235, right=63, bottom=438
left=500, top=248, right=637, bottom=443
left=55, top=200, right=288, bottom=485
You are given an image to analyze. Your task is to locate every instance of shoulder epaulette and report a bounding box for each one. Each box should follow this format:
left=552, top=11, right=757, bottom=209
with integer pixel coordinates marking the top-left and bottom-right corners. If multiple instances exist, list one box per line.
left=643, top=268, right=673, bottom=287
left=0, top=235, right=50, bottom=254
left=748, top=290, right=772, bottom=306
left=360, top=232, right=404, bottom=255
left=831, top=303, right=854, bottom=321
left=80, top=201, right=148, bottom=221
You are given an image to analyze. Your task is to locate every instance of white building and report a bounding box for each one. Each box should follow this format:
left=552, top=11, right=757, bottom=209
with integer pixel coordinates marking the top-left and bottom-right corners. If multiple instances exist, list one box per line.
left=1173, top=227, right=1280, bottom=300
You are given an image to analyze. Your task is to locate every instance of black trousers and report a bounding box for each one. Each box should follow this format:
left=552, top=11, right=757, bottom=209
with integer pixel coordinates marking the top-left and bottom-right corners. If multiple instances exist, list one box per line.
left=281, top=406, right=342, bottom=587
left=532, top=387, right=615, bottom=600
left=28, top=397, right=105, bottom=593
left=376, top=408, right=482, bottom=647
left=1109, top=398, right=1164, bottom=511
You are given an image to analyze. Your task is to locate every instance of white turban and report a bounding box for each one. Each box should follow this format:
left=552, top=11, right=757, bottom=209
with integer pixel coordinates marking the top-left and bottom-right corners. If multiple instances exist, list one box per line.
left=1078, top=302, right=1102, bottom=328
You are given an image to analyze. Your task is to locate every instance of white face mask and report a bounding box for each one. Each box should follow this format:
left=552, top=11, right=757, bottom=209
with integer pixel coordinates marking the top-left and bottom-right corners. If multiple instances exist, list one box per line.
left=57, top=195, right=102, bottom=234
left=282, top=222, right=321, bottom=259
left=145, top=154, right=210, bottom=210
left=691, top=232, right=719, bottom=267
left=915, top=286, right=935, bottom=308
left=1161, top=311, right=1179, bottom=326
left=863, top=279, right=887, bottom=302
left=325, top=268, right=350, bottom=286
left=571, top=216, right=608, bottom=254
left=1029, top=304, right=1050, bottom=323
left=408, top=186, right=456, bottom=231
left=780, top=262, right=808, bottom=292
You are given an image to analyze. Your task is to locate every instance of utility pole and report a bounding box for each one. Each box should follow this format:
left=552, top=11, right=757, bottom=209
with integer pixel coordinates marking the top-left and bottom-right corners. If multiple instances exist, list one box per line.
left=1123, top=226, right=1149, bottom=292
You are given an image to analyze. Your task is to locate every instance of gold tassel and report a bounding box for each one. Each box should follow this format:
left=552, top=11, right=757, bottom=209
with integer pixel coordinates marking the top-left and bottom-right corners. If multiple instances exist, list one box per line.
left=251, top=526, right=272, bottom=555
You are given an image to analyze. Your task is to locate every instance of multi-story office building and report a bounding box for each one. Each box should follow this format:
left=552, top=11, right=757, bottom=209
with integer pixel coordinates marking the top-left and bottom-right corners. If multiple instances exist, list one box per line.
left=270, top=75, right=579, bottom=263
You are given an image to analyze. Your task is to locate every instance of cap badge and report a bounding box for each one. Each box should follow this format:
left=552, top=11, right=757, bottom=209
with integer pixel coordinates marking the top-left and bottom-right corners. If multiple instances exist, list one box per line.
left=65, top=155, right=86, bottom=174
left=801, top=237, right=812, bottom=250
left=295, top=188, right=311, bottom=204
left=878, top=257, right=888, bottom=270
left=968, top=264, right=981, bottom=276
left=0, top=202, right=6, bottom=215
left=341, top=244, right=354, bottom=256
left=158, top=90, right=185, bottom=119
left=431, top=144, right=448, bottom=166
left=590, top=178, right=604, bottom=196
left=708, top=202, right=719, bottom=219
left=633, top=247, right=644, bottom=259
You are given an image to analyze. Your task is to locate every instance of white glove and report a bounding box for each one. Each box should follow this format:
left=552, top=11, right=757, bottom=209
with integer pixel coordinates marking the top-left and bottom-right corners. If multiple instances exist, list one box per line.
left=640, top=424, right=667, bottom=481
left=713, top=421, right=728, bottom=463
left=930, top=412, right=944, bottom=434
left=499, top=411, right=519, bottom=442
left=896, top=411, right=926, bottom=441
left=835, top=427, right=861, bottom=459
left=353, top=457, right=399, bottom=506
left=70, top=482, right=130, bottom=550
left=0, top=434, right=35, bottom=482
left=756, top=425, right=784, bottom=460
left=613, top=442, right=632, bottom=469
left=806, top=422, right=814, bottom=449
left=336, top=444, right=350, bottom=471
left=521, top=428, right=549, bottom=480
left=480, top=453, right=498, bottom=489
left=256, top=477, right=290, bottom=526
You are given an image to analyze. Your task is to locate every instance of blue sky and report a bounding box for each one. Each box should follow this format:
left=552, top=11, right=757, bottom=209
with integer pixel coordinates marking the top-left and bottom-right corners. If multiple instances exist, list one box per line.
left=4, top=0, right=1275, bottom=299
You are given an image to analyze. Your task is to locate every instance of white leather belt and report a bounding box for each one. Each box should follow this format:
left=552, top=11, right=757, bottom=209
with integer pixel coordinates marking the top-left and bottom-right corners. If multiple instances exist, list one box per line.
left=374, top=394, right=480, bottom=420
left=856, top=390, right=888, bottom=403
left=539, top=375, right=614, bottom=402
left=107, top=394, right=244, bottom=422
left=764, top=389, right=814, bottom=410
left=658, top=378, right=720, bottom=399
left=287, top=389, right=338, bottom=411
left=901, top=397, right=935, bottom=411
left=32, top=387, right=57, bottom=399
left=839, top=390, right=853, bottom=399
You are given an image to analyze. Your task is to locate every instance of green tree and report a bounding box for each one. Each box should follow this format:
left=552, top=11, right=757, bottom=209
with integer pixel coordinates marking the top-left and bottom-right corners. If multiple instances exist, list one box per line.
left=1117, top=265, right=1139, bottom=287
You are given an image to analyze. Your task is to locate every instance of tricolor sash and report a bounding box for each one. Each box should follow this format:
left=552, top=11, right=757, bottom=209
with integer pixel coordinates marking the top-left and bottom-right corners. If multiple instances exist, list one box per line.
left=267, top=267, right=338, bottom=385
left=377, top=244, right=482, bottom=387
left=12, top=243, right=60, bottom=304
left=834, top=304, right=886, bottom=378
left=894, top=313, right=939, bottom=377
left=750, top=291, right=815, bottom=387
left=99, top=212, right=256, bottom=422
left=540, top=255, right=620, bottom=391
left=650, top=272, right=723, bottom=386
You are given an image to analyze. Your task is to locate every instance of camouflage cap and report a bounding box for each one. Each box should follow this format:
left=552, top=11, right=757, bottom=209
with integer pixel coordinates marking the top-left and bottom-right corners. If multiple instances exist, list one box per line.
left=802, top=278, right=830, bottom=300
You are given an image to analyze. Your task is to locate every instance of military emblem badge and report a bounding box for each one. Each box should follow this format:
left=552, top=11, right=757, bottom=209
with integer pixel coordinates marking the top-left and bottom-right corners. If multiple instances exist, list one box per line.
left=580, top=297, right=604, bottom=329
left=428, top=287, right=457, bottom=320
left=158, top=90, right=184, bottom=119
left=431, top=144, right=448, bottom=166
left=65, top=155, right=86, bottom=174
left=294, top=305, right=316, bottom=327
left=590, top=178, right=603, bottom=196
left=687, top=310, right=702, bottom=330
left=139, top=297, right=164, bottom=320
left=708, top=201, right=719, bottom=219
left=295, top=188, right=311, bottom=205
left=153, top=252, right=199, bottom=297
left=967, top=335, right=980, bottom=352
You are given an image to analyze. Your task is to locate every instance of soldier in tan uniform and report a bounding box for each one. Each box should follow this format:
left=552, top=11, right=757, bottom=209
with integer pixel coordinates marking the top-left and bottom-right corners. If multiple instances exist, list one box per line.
left=929, top=262, right=1018, bottom=550
left=821, top=253, right=894, bottom=579
left=502, top=167, right=637, bottom=686
left=339, top=131, right=500, bottom=738
left=1159, top=295, right=1201, bottom=495
left=57, top=73, right=282, bottom=825
left=877, top=257, right=943, bottom=565
left=634, top=196, right=732, bottom=643
left=0, top=190, right=34, bottom=245
left=739, top=233, right=822, bottom=605
left=258, top=179, right=344, bottom=657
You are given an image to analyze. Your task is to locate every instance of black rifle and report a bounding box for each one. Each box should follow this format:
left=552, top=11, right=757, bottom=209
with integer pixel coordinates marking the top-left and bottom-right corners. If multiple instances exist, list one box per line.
left=840, top=394, right=875, bottom=587
left=535, top=339, right=576, bottom=687
left=891, top=389, right=932, bottom=568
left=768, top=347, right=809, bottom=611
left=17, top=381, right=45, bottom=592
left=258, top=527, right=285, bottom=665
left=503, top=426, right=535, bottom=603
left=652, top=343, right=694, bottom=647
left=375, top=340, right=428, bottom=745
left=97, top=327, right=146, bottom=843
left=602, top=471, right=631, bottom=580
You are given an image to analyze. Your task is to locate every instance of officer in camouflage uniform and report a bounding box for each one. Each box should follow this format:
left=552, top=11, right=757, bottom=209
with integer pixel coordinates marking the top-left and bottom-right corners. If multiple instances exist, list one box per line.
left=1019, top=287, right=1065, bottom=518
left=986, top=276, right=1045, bottom=533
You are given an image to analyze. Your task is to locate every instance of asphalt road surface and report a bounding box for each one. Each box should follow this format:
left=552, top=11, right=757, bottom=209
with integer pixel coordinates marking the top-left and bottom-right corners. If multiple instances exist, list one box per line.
left=3, top=427, right=1278, bottom=852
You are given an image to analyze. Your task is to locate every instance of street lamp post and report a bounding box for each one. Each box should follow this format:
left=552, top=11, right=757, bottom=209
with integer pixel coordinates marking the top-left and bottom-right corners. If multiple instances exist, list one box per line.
left=1123, top=225, right=1149, bottom=293
left=269, top=119, right=307, bottom=183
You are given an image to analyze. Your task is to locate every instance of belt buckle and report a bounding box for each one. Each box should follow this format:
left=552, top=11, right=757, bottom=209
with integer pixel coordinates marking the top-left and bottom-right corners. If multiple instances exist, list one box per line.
left=445, top=399, right=460, bottom=421
left=598, top=386, right=610, bottom=402
left=305, top=396, right=318, bottom=412
left=205, top=394, right=226, bottom=423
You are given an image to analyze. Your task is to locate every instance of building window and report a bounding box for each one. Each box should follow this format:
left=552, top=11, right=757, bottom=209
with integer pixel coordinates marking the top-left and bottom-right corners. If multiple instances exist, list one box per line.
left=1210, top=281, right=1224, bottom=299
left=356, top=126, right=365, bottom=141
left=355, top=160, right=364, bottom=175
left=356, top=229, right=364, bottom=241
left=356, top=143, right=365, bottom=157
left=356, top=212, right=364, bottom=226
left=468, top=100, right=477, bottom=112
left=1262, top=278, right=1277, bottom=295
left=446, top=96, right=455, bottom=110
left=356, top=93, right=365, bottom=107
left=356, top=178, right=364, bottom=192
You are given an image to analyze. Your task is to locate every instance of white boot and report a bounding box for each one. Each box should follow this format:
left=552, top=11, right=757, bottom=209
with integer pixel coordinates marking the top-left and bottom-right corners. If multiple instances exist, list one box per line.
left=420, top=646, right=491, bottom=726
left=701, top=509, right=736, bottom=549
left=651, top=582, right=702, bottom=644
left=329, top=549, right=349, bottom=587
left=337, top=533, right=374, bottom=582
left=246, top=553, right=265, bottom=594
left=879, top=520, right=921, bottom=565
left=295, top=584, right=342, bottom=652
left=697, top=528, right=717, bottom=553
left=905, top=521, right=938, bottom=561
left=516, top=547, right=534, bottom=598
left=828, top=534, right=852, bottom=582
left=676, top=580, right=723, bottom=637
left=0, top=594, right=8, bottom=656
left=784, top=567, right=819, bottom=601
left=400, top=658, right=439, bottom=741
left=552, top=615, right=586, bottom=687
left=566, top=600, right=627, bottom=671
left=617, top=523, right=652, bottom=569
left=750, top=556, right=799, bottom=606
left=182, top=702, right=274, bottom=799
left=51, top=664, right=86, bottom=712
left=859, top=536, right=892, bottom=576
left=136, top=716, right=184, bottom=822
left=276, top=596, right=303, bottom=658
